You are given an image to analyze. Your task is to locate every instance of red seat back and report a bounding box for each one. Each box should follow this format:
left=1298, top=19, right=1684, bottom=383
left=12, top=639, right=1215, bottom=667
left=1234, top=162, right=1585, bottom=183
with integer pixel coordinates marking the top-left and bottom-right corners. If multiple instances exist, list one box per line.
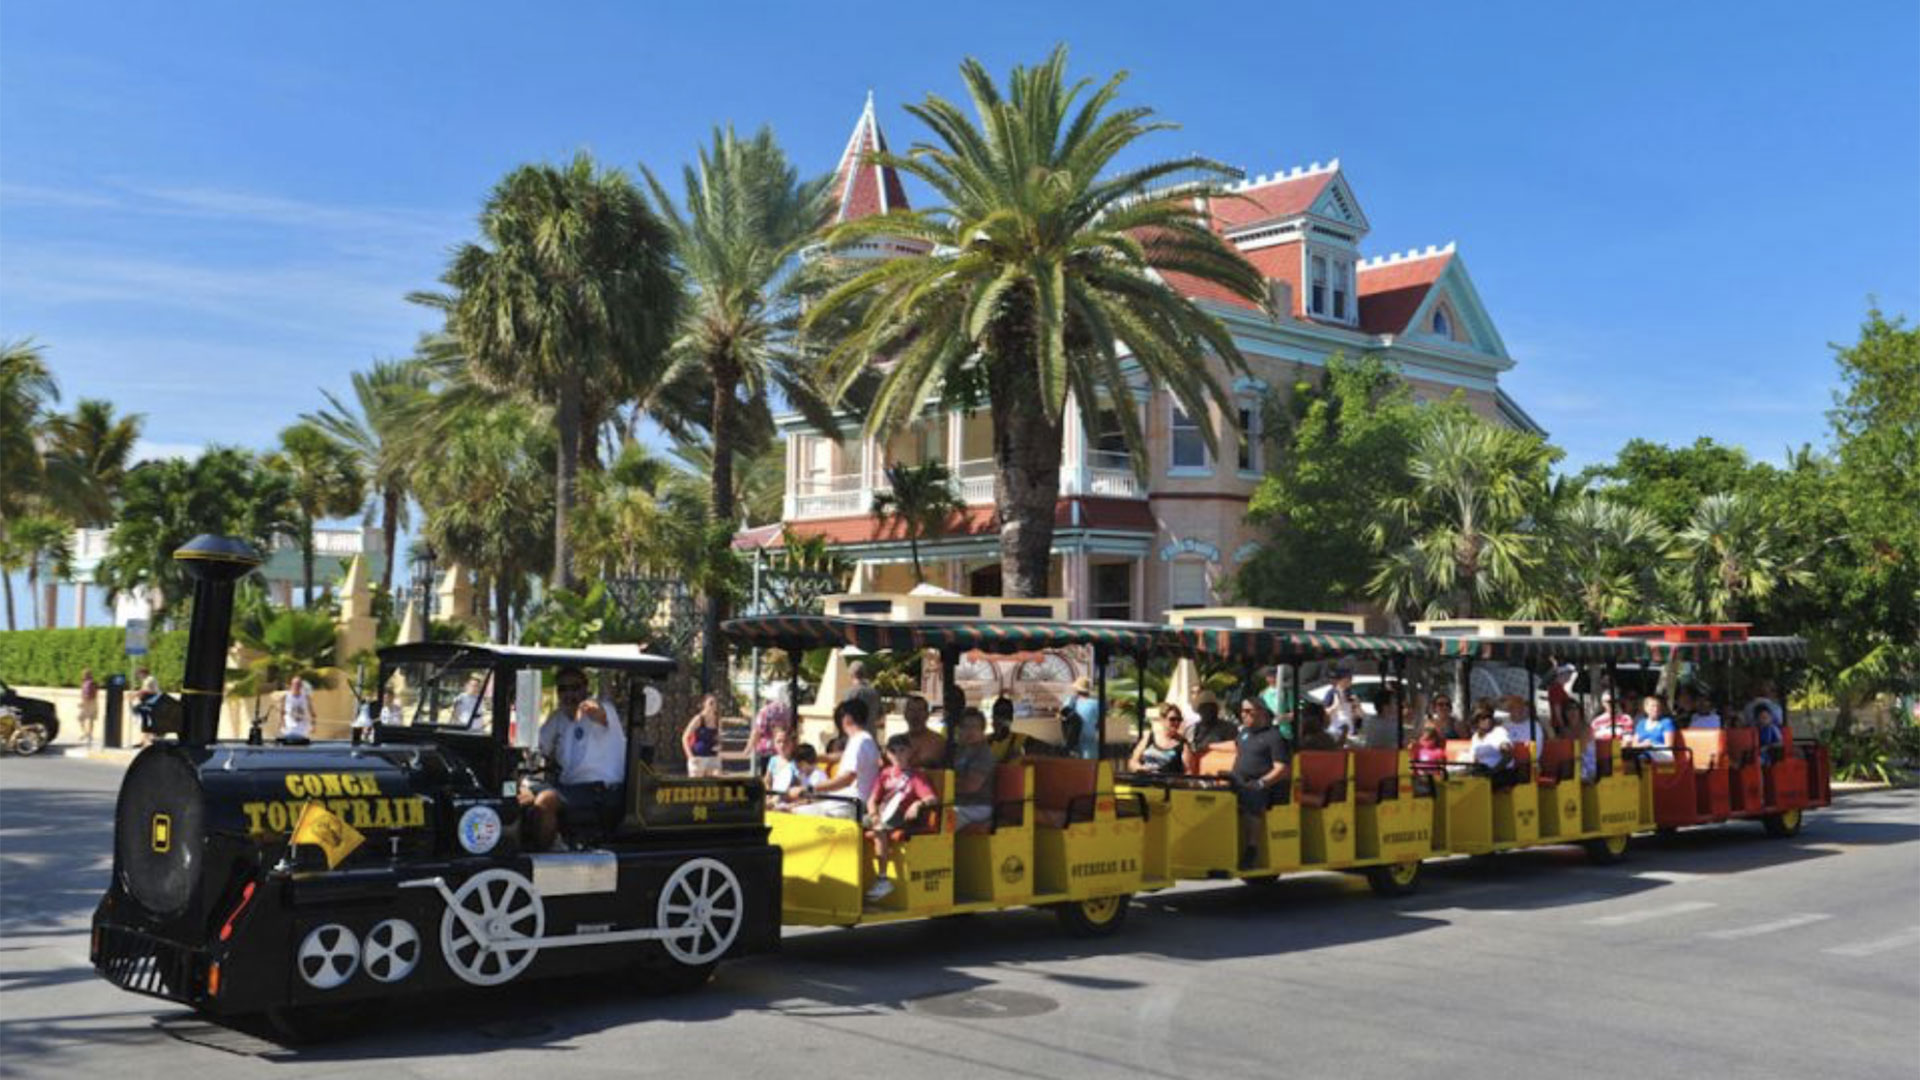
left=1031, top=758, right=1097, bottom=817
left=1682, top=729, right=1726, bottom=769
left=1724, top=728, right=1758, bottom=766
left=1295, top=751, right=1348, bottom=803
left=1352, top=749, right=1401, bottom=800
left=1537, top=738, right=1576, bottom=780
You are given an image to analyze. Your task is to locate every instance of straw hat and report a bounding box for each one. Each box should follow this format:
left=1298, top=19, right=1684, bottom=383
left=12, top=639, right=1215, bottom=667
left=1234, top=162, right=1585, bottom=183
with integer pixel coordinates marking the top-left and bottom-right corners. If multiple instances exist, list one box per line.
left=1072, top=676, right=1092, bottom=694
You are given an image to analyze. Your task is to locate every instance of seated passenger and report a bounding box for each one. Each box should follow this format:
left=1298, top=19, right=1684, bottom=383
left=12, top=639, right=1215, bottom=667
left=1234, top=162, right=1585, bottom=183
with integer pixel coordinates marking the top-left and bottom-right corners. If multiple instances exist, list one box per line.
left=1469, top=705, right=1518, bottom=785
left=795, top=700, right=880, bottom=818
left=1361, top=686, right=1403, bottom=749
left=1231, top=699, right=1291, bottom=869
left=1628, top=694, right=1677, bottom=762
left=1573, top=714, right=1599, bottom=781
left=1558, top=700, right=1586, bottom=744
left=453, top=674, right=489, bottom=731
left=766, top=729, right=826, bottom=807
left=1425, top=693, right=1458, bottom=739
left=950, top=708, right=995, bottom=829
left=866, top=734, right=938, bottom=902
left=1183, top=695, right=1239, bottom=772
left=1129, top=704, right=1187, bottom=776
left=901, top=694, right=947, bottom=767
left=1295, top=702, right=1342, bottom=752
left=1753, top=703, right=1785, bottom=761
left=1412, top=721, right=1449, bottom=769
left=1744, top=681, right=1785, bottom=730
left=1688, top=693, right=1723, bottom=730
left=1591, top=693, right=1635, bottom=742
left=988, top=697, right=1036, bottom=762
left=519, top=697, right=627, bottom=850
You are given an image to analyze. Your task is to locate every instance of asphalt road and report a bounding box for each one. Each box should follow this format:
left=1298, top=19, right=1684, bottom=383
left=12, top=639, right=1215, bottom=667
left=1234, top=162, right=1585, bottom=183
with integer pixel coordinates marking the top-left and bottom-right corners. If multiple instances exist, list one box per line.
left=4, top=755, right=1916, bottom=1079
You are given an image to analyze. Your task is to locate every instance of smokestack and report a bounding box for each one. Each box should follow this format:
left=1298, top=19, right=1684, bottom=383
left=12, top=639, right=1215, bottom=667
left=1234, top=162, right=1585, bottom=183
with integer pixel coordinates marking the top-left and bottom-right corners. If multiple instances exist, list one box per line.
left=174, top=535, right=262, bottom=744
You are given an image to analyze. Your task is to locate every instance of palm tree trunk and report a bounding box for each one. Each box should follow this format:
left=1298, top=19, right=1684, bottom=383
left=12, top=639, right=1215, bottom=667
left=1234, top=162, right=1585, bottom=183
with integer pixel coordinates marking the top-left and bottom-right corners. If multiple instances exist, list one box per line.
left=910, top=531, right=923, bottom=583
left=988, top=355, right=1063, bottom=599
left=493, top=575, right=513, bottom=643
left=704, top=360, right=738, bottom=694
left=302, top=515, right=316, bottom=608
left=2, top=572, right=12, bottom=632
left=27, top=564, right=39, bottom=628
left=553, top=370, right=584, bottom=590
left=379, top=486, right=401, bottom=598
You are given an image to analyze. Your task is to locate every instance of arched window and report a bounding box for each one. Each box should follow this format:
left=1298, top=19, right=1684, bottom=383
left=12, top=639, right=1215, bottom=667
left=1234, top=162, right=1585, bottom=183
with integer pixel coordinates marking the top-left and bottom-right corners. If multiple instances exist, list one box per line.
left=1431, top=308, right=1452, bottom=338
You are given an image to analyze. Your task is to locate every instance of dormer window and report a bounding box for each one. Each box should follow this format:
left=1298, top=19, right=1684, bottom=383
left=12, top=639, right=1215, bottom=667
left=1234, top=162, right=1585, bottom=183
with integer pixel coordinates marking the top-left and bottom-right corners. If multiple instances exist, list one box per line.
left=1431, top=308, right=1452, bottom=338
left=1310, top=255, right=1328, bottom=315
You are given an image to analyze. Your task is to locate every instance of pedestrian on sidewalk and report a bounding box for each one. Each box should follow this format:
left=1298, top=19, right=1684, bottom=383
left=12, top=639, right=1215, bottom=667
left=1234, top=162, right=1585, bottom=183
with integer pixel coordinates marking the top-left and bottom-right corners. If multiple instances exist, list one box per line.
left=78, top=668, right=98, bottom=747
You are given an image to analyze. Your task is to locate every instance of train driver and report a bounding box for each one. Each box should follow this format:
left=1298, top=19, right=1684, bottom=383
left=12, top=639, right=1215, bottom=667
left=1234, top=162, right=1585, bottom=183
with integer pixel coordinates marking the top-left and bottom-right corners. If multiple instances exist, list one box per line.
left=520, top=696, right=628, bottom=849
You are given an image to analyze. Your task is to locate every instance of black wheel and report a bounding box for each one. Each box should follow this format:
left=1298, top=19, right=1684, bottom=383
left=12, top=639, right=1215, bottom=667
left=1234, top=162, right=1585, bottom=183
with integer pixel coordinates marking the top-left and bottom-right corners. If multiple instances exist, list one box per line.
left=1584, top=833, right=1631, bottom=865
left=1054, top=894, right=1130, bottom=937
left=1762, top=808, right=1803, bottom=838
left=265, top=1002, right=371, bottom=1044
left=9, top=723, right=47, bottom=756
left=1364, top=860, right=1422, bottom=897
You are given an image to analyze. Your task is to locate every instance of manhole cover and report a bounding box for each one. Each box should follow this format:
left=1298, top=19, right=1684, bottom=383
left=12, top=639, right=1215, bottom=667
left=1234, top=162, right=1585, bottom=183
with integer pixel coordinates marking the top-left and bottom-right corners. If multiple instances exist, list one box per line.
left=478, top=1018, right=556, bottom=1040
left=907, top=988, right=1058, bottom=1019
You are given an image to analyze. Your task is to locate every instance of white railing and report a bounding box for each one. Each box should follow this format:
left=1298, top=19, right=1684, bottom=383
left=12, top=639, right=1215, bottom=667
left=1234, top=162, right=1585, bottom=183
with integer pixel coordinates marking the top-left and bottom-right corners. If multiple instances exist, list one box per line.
left=782, top=455, right=1149, bottom=520
left=1080, top=465, right=1143, bottom=499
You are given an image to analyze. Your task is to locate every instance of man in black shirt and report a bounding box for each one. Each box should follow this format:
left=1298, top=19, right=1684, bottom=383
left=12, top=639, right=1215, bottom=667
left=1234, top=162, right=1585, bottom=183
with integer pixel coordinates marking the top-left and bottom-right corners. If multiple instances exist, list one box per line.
left=1232, top=699, right=1292, bottom=868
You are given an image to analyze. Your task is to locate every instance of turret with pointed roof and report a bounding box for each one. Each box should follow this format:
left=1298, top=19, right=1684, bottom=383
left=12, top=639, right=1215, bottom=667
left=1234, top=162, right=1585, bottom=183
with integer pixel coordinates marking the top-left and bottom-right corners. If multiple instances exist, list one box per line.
left=821, top=93, right=930, bottom=260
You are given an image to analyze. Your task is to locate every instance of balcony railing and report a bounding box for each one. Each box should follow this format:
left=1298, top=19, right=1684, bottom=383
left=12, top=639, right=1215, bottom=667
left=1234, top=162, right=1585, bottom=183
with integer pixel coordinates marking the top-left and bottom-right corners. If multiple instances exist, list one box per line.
left=785, top=454, right=1147, bottom=521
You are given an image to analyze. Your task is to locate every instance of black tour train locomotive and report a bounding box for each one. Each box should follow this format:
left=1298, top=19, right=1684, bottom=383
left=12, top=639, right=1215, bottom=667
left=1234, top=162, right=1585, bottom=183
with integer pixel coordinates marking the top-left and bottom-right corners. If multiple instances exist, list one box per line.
left=91, top=536, right=781, bottom=1037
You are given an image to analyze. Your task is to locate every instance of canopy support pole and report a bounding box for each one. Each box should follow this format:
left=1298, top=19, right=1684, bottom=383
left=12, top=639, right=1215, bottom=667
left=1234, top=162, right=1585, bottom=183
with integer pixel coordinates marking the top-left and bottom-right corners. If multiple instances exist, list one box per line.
left=940, top=645, right=963, bottom=763
left=1094, top=644, right=1110, bottom=761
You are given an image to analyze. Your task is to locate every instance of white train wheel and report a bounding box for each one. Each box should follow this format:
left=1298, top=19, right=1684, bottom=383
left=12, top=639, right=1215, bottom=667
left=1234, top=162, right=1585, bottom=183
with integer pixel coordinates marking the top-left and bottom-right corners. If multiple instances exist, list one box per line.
left=297, top=924, right=360, bottom=990
left=656, top=858, right=742, bottom=966
left=362, top=918, right=421, bottom=984
left=439, top=869, right=544, bottom=986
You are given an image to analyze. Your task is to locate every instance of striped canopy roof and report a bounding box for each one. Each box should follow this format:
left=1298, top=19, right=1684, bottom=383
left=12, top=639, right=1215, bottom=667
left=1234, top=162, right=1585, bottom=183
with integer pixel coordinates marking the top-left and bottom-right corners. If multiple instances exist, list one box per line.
left=719, top=615, right=1167, bottom=655
left=1172, top=625, right=1434, bottom=664
left=1427, top=635, right=1654, bottom=663
left=1647, top=637, right=1808, bottom=663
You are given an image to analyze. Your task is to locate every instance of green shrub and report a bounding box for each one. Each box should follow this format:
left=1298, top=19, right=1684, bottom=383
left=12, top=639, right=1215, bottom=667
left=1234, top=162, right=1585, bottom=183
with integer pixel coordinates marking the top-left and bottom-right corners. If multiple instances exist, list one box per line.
left=0, top=626, right=189, bottom=687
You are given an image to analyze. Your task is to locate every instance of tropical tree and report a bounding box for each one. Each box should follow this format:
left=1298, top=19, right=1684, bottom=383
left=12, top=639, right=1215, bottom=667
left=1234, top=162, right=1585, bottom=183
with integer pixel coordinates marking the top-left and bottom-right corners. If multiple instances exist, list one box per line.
left=0, top=338, right=57, bottom=522
left=96, top=448, right=295, bottom=624
left=6, top=515, right=73, bottom=629
left=432, top=153, right=678, bottom=588
left=1537, top=492, right=1674, bottom=629
left=411, top=399, right=554, bottom=643
left=871, top=461, right=964, bottom=583
left=1671, top=491, right=1810, bottom=622
left=1367, top=411, right=1557, bottom=621
left=667, top=434, right=785, bottom=527
left=228, top=606, right=344, bottom=733
left=807, top=47, right=1267, bottom=597
left=41, top=398, right=144, bottom=526
left=268, top=421, right=366, bottom=607
left=302, top=358, right=432, bottom=598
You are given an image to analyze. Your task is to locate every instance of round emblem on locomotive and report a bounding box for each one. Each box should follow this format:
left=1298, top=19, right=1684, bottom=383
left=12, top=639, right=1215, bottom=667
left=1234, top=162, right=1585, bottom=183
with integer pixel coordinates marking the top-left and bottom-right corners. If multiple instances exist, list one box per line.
left=1000, top=855, right=1026, bottom=884
left=1564, top=798, right=1579, bottom=818
left=298, top=924, right=361, bottom=990
left=362, top=919, right=421, bottom=984
left=1330, top=819, right=1349, bottom=841
left=457, top=805, right=502, bottom=854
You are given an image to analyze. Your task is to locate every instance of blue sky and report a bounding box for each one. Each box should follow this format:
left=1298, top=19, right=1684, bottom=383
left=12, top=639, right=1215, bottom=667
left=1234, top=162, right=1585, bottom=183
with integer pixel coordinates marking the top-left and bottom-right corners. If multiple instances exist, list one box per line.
left=3, top=2, right=1917, bottom=624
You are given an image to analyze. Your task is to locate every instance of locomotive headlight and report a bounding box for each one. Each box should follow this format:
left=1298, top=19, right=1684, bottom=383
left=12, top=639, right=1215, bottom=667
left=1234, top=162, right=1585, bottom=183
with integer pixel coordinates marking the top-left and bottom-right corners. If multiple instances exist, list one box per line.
left=457, top=805, right=502, bottom=855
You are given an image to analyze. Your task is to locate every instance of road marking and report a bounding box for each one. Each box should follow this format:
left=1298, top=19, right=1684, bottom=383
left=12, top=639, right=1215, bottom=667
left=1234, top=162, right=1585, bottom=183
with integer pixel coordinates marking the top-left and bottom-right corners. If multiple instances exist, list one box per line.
left=1585, top=901, right=1717, bottom=926
left=1823, top=928, right=1920, bottom=958
left=1701, top=913, right=1831, bottom=940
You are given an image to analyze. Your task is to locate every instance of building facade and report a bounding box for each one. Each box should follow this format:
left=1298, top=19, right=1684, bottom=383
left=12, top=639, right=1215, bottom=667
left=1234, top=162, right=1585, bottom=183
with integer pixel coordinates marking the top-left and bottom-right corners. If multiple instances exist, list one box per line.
left=748, top=99, right=1542, bottom=623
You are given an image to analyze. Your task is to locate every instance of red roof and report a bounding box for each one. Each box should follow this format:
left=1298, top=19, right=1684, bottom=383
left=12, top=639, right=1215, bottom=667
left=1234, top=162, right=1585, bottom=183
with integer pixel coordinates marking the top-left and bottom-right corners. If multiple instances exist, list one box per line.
left=1211, top=168, right=1337, bottom=230
left=828, top=94, right=910, bottom=223
left=1357, top=250, right=1451, bottom=335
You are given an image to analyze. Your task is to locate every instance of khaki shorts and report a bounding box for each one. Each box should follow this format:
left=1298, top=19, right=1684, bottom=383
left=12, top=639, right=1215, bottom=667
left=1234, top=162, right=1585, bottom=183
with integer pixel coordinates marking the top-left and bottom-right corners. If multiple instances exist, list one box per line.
left=687, top=755, right=724, bottom=778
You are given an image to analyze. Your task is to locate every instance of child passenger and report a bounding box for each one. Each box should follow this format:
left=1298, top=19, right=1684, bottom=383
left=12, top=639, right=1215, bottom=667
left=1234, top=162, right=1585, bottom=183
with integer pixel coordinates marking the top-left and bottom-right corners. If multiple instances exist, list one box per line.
left=866, top=734, right=938, bottom=902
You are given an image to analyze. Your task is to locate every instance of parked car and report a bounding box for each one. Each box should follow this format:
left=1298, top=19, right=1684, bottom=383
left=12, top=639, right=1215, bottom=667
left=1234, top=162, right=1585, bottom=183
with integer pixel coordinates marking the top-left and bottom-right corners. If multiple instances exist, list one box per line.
left=0, top=677, right=59, bottom=753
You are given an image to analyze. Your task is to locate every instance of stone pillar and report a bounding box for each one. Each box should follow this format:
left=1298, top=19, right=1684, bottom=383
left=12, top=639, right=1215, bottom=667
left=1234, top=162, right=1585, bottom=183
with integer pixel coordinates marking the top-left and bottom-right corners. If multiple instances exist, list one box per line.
left=436, top=562, right=484, bottom=636
left=1064, top=551, right=1091, bottom=620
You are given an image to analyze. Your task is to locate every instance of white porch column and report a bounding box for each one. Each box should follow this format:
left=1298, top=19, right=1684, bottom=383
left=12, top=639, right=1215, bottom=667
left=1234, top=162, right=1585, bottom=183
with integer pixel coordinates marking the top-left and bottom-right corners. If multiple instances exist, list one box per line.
left=74, top=582, right=87, bottom=628
left=1061, top=394, right=1087, bottom=497
left=945, top=410, right=963, bottom=467
left=783, top=432, right=799, bottom=520
left=859, top=435, right=878, bottom=508
left=1065, top=551, right=1090, bottom=620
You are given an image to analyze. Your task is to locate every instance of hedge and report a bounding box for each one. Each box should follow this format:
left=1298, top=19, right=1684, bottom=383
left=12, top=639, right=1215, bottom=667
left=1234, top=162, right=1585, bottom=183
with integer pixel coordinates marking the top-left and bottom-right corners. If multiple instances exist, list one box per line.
left=0, top=627, right=190, bottom=689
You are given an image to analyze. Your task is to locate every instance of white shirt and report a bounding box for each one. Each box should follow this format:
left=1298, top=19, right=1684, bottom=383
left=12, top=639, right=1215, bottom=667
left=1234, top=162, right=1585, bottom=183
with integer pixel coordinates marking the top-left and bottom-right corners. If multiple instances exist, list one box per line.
left=1689, top=711, right=1721, bottom=730
left=452, top=692, right=487, bottom=730
left=1321, top=687, right=1357, bottom=741
left=554, top=714, right=627, bottom=786
left=282, top=690, right=314, bottom=739
left=538, top=698, right=624, bottom=760
left=1471, top=726, right=1513, bottom=769
left=841, top=729, right=882, bottom=802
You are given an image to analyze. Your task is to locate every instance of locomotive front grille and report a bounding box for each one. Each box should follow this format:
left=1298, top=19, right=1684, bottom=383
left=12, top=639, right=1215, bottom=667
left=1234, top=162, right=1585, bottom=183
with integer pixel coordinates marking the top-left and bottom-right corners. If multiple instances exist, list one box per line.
left=96, top=924, right=197, bottom=1002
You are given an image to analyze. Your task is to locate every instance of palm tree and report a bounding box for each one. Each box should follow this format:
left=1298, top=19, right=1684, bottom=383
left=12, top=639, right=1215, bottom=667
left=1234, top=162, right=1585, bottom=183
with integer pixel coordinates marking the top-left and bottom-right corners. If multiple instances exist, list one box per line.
left=8, top=515, right=73, bottom=629
left=1367, top=410, right=1555, bottom=620
left=0, top=339, right=58, bottom=523
left=1540, top=493, right=1675, bottom=629
left=668, top=434, right=785, bottom=527
left=302, top=359, right=431, bottom=599
left=807, top=48, right=1266, bottom=596
left=44, top=398, right=144, bottom=525
left=229, top=606, right=344, bottom=734
left=871, top=461, right=964, bottom=583
left=643, top=126, right=839, bottom=688
left=268, top=422, right=365, bottom=607
left=433, top=153, right=678, bottom=589
left=1672, top=491, right=1810, bottom=621
left=410, top=398, right=555, bottom=643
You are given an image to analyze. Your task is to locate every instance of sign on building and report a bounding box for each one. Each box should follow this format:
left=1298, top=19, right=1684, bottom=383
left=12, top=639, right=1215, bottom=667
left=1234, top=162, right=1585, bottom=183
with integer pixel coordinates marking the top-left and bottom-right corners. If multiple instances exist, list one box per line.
left=125, top=618, right=149, bottom=656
